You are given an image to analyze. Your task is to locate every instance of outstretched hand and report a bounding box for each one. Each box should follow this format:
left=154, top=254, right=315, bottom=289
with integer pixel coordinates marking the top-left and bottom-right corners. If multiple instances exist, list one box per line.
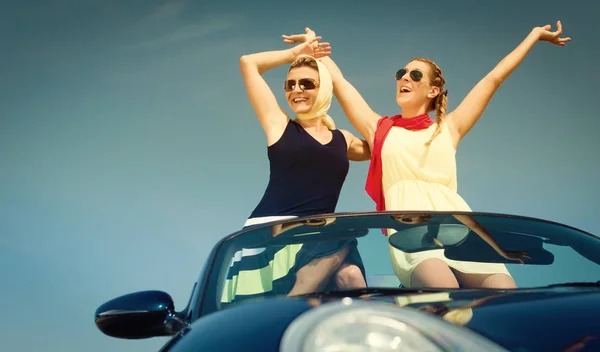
left=533, top=20, right=571, bottom=46
left=500, top=250, right=532, bottom=264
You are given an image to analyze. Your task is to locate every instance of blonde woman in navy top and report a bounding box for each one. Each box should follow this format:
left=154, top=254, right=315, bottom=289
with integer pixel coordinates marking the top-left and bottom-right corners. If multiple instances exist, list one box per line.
left=221, top=34, right=371, bottom=305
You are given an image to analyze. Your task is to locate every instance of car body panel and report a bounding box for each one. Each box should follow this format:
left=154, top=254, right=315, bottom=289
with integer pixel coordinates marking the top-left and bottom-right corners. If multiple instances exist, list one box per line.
left=158, top=287, right=600, bottom=351
left=160, top=299, right=313, bottom=351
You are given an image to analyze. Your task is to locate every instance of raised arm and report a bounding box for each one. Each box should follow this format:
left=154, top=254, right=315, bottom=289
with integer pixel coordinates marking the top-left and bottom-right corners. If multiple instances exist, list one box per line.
left=240, top=37, right=328, bottom=146
left=320, top=56, right=382, bottom=147
left=447, top=21, right=570, bottom=143
left=282, top=28, right=382, bottom=147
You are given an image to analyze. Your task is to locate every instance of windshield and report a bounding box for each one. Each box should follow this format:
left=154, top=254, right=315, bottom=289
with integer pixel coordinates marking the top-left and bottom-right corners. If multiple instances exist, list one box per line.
left=200, top=211, right=600, bottom=314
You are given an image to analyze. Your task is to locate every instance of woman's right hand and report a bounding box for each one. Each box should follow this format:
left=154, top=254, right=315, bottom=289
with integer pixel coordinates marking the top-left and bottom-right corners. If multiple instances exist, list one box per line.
left=282, top=27, right=318, bottom=45
left=290, top=36, right=331, bottom=59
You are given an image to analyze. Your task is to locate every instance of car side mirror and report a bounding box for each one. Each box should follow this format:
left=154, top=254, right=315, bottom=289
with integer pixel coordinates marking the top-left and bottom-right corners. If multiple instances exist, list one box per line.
left=95, top=290, right=184, bottom=339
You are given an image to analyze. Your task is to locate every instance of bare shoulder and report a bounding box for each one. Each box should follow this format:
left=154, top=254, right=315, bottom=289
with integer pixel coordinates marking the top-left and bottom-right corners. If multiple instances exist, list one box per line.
left=444, top=112, right=458, bottom=131
left=443, top=112, right=461, bottom=147
left=339, top=128, right=371, bottom=161
left=264, top=108, right=292, bottom=146
left=339, top=129, right=351, bottom=137
left=338, top=129, right=354, bottom=146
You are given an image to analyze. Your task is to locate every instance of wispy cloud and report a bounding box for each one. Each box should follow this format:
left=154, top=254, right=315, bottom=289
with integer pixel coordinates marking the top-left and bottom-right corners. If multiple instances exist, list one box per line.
left=121, top=0, right=243, bottom=49
left=143, top=0, right=188, bottom=23
left=127, top=14, right=243, bottom=49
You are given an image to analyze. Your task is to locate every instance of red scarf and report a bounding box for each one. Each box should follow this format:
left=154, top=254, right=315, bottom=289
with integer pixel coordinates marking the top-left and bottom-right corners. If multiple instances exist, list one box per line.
left=365, top=113, right=434, bottom=213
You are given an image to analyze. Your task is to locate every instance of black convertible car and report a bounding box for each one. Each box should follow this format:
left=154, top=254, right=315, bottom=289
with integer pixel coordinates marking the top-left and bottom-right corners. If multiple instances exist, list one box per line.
left=95, top=211, right=600, bottom=351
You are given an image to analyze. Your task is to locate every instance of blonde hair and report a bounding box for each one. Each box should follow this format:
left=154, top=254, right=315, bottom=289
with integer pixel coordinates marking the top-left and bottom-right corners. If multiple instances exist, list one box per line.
left=288, top=55, right=336, bottom=130
left=411, top=57, right=447, bottom=146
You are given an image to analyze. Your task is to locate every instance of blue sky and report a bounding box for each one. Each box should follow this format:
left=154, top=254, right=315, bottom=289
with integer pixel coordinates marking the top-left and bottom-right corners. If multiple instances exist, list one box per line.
left=1, top=0, right=599, bottom=350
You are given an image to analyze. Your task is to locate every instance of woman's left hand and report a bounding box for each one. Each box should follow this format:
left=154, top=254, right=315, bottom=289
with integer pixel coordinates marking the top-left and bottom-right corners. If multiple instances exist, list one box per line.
left=290, top=36, right=331, bottom=59
left=499, top=250, right=532, bottom=264
left=532, top=20, right=571, bottom=46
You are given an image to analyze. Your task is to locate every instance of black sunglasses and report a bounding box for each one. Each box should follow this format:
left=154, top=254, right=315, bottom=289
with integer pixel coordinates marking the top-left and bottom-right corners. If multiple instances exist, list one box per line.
left=395, top=68, right=423, bottom=82
left=284, top=78, right=319, bottom=92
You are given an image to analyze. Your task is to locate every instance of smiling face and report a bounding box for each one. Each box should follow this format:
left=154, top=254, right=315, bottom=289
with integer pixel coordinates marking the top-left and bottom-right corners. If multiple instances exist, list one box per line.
left=395, top=60, right=442, bottom=113
left=285, top=59, right=320, bottom=114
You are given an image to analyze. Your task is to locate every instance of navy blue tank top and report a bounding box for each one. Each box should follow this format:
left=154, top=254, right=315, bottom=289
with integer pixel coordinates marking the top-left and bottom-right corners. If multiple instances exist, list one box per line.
left=249, top=120, right=349, bottom=218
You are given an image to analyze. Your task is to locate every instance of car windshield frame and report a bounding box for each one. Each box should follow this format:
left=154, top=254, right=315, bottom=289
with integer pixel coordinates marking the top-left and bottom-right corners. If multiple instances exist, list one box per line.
left=193, top=210, right=600, bottom=318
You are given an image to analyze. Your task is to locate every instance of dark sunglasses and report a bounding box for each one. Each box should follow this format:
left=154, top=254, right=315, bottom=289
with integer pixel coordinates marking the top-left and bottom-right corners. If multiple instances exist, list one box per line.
left=395, top=68, right=423, bottom=82
left=284, top=78, right=319, bottom=92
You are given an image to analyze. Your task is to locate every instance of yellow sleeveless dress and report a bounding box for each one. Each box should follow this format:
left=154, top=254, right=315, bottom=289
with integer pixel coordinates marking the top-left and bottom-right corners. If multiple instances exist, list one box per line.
left=381, top=122, right=511, bottom=286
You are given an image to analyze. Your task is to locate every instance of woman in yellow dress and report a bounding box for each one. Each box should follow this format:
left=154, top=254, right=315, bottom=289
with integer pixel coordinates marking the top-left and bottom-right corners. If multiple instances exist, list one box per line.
left=282, top=23, right=570, bottom=289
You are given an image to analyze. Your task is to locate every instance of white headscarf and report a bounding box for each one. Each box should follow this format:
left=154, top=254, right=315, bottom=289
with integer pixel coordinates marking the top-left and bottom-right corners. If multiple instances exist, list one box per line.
left=290, top=55, right=336, bottom=130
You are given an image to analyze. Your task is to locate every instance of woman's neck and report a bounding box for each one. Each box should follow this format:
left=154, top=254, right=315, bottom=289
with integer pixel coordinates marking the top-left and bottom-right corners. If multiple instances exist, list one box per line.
left=296, top=116, right=325, bottom=131
left=399, top=106, right=428, bottom=119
